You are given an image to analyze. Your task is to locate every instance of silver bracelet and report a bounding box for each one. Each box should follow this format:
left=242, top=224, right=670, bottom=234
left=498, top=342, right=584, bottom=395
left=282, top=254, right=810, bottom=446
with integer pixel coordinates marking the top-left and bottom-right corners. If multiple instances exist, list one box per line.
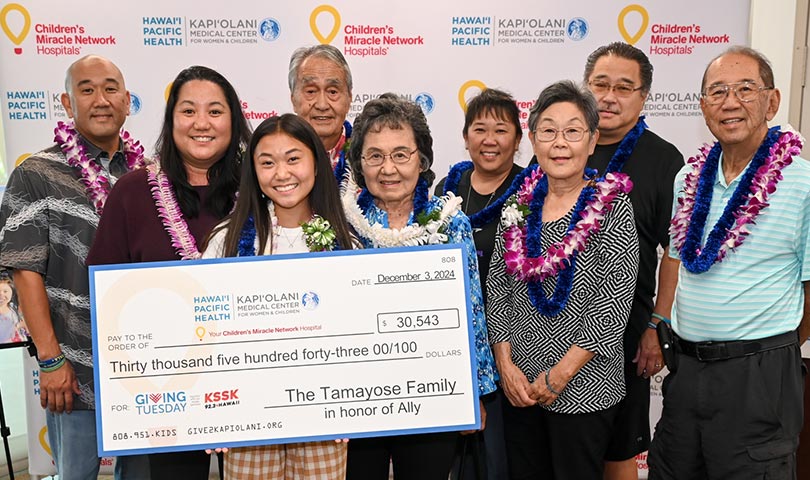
left=545, top=368, right=562, bottom=395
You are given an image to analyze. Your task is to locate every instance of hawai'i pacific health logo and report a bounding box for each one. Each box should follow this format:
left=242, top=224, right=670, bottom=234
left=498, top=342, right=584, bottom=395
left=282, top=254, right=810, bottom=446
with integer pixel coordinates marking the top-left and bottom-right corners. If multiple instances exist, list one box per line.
left=0, top=3, right=31, bottom=54
left=458, top=80, right=486, bottom=113
left=142, top=16, right=184, bottom=47
left=617, top=4, right=649, bottom=45
left=259, top=17, right=280, bottom=42
left=301, top=291, right=320, bottom=311
left=310, top=5, right=340, bottom=44
left=566, top=17, right=588, bottom=41
left=414, top=93, right=435, bottom=115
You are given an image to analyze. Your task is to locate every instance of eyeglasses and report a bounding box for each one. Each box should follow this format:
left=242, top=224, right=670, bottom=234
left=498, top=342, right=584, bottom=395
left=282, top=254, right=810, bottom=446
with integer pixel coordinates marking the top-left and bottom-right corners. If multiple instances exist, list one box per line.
left=361, top=148, right=418, bottom=166
left=701, top=81, right=774, bottom=105
left=588, top=80, right=644, bottom=98
left=532, top=127, right=587, bottom=143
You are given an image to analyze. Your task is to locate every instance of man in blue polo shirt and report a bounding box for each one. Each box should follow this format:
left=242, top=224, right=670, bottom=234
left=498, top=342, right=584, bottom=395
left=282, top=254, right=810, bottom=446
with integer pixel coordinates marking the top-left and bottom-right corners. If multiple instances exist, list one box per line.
left=648, top=46, right=810, bottom=479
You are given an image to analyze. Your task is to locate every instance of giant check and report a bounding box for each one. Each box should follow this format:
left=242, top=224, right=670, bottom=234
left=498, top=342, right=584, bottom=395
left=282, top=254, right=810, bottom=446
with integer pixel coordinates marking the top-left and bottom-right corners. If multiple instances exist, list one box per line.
left=90, top=244, right=480, bottom=455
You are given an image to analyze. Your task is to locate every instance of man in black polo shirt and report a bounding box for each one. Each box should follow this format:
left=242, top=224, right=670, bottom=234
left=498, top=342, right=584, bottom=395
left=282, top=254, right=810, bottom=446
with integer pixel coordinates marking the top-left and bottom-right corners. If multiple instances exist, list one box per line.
left=582, top=42, right=684, bottom=480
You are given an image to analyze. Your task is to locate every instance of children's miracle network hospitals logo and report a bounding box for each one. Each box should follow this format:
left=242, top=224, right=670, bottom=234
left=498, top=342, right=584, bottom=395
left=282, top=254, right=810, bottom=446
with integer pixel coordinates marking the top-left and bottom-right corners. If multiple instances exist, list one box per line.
left=310, top=4, right=341, bottom=44
left=1, top=2, right=118, bottom=56
left=1, top=3, right=31, bottom=54
left=617, top=4, right=649, bottom=45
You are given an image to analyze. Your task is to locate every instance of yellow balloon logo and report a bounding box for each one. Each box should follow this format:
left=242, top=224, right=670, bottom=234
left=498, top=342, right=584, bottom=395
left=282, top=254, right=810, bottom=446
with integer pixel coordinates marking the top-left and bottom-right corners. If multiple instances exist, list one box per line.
left=310, top=5, right=340, bottom=44
left=0, top=3, right=31, bottom=54
left=618, top=4, right=649, bottom=45
left=15, top=152, right=30, bottom=166
left=195, top=326, right=205, bottom=341
left=39, top=426, right=52, bottom=456
left=458, top=80, right=487, bottom=113
left=164, top=82, right=173, bottom=103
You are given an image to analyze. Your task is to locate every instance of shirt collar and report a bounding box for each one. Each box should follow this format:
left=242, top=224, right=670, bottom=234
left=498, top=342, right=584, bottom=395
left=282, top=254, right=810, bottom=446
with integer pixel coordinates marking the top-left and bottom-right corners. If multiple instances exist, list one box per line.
left=78, top=134, right=124, bottom=162
left=327, top=123, right=348, bottom=168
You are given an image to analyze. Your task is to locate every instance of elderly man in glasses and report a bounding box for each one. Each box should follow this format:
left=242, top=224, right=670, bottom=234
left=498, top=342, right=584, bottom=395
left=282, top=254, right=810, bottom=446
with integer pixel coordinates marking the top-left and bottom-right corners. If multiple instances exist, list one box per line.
left=582, top=42, right=684, bottom=480
left=647, top=46, right=810, bottom=480
left=288, top=44, right=353, bottom=180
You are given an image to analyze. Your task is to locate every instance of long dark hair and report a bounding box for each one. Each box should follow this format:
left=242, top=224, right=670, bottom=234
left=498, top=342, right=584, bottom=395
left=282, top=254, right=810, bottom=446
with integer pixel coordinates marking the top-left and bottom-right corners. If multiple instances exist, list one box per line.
left=206, top=114, right=355, bottom=257
left=155, top=65, right=252, bottom=219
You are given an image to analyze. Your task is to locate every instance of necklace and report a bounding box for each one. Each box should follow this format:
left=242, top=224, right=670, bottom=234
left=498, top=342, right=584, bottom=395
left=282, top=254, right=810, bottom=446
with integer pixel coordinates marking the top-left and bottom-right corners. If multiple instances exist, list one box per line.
left=343, top=175, right=462, bottom=248
left=54, top=120, right=146, bottom=215
left=501, top=166, right=633, bottom=315
left=237, top=202, right=338, bottom=256
left=330, top=120, right=352, bottom=184
left=274, top=226, right=303, bottom=249
left=464, top=175, right=496, bottom=216
left=443, top=161, right=534, bottom=229
left=146, top=163, right=201, bottom=260
left=604, top=116, right=647, bottom=174
left=670, top=127, right=803, bottom=273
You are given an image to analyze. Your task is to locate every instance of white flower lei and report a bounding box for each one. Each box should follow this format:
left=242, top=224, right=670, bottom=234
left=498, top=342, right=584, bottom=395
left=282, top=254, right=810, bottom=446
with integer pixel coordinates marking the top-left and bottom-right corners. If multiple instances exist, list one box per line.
left=340, top=175, right=463, bottom=248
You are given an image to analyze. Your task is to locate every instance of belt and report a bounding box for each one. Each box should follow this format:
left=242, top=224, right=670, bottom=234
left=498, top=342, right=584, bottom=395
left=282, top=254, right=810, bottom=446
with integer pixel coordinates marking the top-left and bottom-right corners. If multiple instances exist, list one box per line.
left=677, top=330, right=798, bottom=362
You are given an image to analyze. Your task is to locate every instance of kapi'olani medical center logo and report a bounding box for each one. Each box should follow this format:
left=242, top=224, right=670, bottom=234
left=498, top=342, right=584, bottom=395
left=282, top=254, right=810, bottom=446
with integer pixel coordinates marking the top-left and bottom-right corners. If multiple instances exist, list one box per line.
left=142, top=15, right=281, bottom=46
left=1, top=3, right=117, bottom=56
left=449, top=14, right=590, bottom=46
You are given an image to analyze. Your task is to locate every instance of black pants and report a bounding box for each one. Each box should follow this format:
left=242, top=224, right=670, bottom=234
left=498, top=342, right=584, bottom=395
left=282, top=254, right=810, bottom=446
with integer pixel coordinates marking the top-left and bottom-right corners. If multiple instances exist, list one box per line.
left=149, top=450, right=213, bottom=479
left=451, top=389, right=509, bottom=480
left=502, top=402, right=618, bottom=480
left=648, top=344, right=804, bottom=479
left=346, top=431, right=457, bottom=480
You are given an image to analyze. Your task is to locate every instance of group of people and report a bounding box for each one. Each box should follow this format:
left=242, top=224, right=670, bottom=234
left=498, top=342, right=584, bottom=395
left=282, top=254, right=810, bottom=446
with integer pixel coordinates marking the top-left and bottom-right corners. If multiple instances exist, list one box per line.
left=0, top=39, right=806, bottom=480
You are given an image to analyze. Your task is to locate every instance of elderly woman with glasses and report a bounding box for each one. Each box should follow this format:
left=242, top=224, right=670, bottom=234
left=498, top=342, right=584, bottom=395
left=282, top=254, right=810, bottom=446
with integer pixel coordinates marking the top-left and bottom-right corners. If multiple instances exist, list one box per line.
left=341, top=93, right=497, bottom=480
left=486, top=80, right=639, bottom=480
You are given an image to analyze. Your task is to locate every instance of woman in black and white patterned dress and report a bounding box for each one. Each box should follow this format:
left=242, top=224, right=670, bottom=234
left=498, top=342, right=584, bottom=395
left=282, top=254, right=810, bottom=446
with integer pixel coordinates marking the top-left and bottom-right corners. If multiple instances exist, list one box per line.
left=486, top=80, right=639, bottom=480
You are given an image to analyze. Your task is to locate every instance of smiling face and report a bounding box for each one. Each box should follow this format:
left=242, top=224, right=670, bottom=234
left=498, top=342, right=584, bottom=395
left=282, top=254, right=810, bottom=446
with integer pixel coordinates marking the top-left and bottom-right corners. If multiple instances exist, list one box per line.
left=172, top=80, right=233, bottom=172
left=700, top=52, right=779, bottom=152
left=360, top=125, right=422, bottom=209
left=531, top=101, right=597, bottom=183
left=291, top=55, right=351, bottom=151
left=61, top=56, right=130, bottom=154
left=254, top=132, right=316, bottom=226
left=586, top=54, right=646, bottom=145
left=0, top=282, right=11, bottom=308
left=464, top=113, right=520, bottom=176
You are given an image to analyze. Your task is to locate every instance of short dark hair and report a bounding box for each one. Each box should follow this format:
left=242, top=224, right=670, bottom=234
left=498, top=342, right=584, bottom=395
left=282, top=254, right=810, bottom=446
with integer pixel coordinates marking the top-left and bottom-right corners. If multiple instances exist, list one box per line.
left=701, top=45, right=775, bottom=90
left=155, top=66, right=252, bottom=219
left=528, top=80, right=599, bottom=134
left=583, top=42, right=653, bottom=93
left=462, top=88, right=522, bottom=141
left=349, top=93, right=435, bottom=189
left=204, top=114, right=356, bottom=256
left=288, top=45, right=353, bottom=93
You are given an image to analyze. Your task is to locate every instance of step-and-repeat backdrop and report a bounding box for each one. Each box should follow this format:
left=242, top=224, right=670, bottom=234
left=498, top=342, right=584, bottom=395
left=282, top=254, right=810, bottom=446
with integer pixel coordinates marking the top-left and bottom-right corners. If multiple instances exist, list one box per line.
left=0, top=1, right=749, bottom=476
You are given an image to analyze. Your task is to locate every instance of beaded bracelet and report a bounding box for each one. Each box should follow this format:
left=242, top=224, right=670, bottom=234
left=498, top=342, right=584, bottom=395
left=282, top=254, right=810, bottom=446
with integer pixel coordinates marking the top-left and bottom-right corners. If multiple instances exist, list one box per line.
left=39, top=353, right=66, bottom=372
left=545, top=368, right=562, bottom=395
left=41, top=359, right=66, bottom=373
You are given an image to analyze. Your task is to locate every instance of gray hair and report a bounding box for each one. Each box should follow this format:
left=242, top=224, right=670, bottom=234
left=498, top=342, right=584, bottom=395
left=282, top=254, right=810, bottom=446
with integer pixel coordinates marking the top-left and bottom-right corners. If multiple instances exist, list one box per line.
left=528, top=80, right=599, bottom=134
left=701, top=45, right=774, bottom=90
left=288, top=45, right=353, bottom=93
